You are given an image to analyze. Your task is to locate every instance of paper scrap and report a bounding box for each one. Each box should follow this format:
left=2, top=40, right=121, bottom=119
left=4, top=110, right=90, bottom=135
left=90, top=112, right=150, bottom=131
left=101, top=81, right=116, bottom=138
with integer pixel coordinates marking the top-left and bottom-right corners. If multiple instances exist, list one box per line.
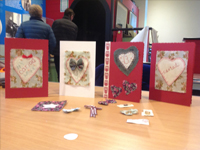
left=141, top=109, right=154, bottom=117
left=127, top=119, right=149, bottom=125
left=117, top=104, right=134, bottom=108
left=64, top=133, right=78, bottom=140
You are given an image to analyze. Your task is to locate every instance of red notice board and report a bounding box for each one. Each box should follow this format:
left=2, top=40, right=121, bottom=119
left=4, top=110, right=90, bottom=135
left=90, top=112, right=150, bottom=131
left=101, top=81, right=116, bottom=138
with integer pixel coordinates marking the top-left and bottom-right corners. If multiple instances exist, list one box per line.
left=183, top=38, right=200, bottom=74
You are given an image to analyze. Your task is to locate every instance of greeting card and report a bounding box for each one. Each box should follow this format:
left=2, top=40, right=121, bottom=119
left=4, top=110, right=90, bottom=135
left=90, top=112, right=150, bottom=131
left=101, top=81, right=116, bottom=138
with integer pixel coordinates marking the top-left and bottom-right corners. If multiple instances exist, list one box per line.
left=5, top=38, right=48, bottom=98
left=60, top=41, right=96, bottom=98
left=149, top=43, right=195, bottom=106
left=103, top=42, right=144, bottom=102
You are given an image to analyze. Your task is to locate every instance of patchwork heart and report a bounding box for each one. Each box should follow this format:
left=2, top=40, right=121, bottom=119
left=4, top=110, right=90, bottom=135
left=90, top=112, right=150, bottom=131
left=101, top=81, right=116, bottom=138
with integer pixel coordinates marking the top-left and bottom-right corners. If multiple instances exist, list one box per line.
left=110, top=85, right=122, bottom=98
left=114, top=46, right=139, bottom=76
left=122, top=80, right=137, bottom=95
left=13, top=55, right=41, bottom=83
left=157, top=57, right=185, bottom=86
left=66, top=57, right=89, bottom=83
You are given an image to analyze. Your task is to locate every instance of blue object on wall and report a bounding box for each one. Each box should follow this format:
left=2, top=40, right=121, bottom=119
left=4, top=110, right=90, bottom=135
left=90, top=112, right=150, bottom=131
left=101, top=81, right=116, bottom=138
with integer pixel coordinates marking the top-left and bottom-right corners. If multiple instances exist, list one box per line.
left=0, top=0, right=46, bottom=45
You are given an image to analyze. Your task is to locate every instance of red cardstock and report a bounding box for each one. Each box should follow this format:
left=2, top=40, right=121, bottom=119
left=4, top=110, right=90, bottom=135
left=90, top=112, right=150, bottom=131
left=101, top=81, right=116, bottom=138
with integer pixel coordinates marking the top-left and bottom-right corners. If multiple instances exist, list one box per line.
left=5, top=38, right=48, bottom=98
left=103, top=42, right=144, bottom=102
left=149, top=43, right=196, bottom=106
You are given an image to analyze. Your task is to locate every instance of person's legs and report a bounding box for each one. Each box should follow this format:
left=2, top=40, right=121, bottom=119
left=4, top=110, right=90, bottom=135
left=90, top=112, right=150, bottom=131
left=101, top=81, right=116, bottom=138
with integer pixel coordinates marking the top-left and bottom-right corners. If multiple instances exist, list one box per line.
left=54, top=55, right=60, bottom=82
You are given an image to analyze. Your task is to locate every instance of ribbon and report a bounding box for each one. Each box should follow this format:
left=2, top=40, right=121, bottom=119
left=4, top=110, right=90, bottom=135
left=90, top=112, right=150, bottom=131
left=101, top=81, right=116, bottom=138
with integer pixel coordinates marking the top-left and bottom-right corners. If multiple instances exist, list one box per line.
left=70, top=58, right=84, bottom=71
left=22, top=54, right=33, bottom=58
left=84, top=105, right=102, bottom=118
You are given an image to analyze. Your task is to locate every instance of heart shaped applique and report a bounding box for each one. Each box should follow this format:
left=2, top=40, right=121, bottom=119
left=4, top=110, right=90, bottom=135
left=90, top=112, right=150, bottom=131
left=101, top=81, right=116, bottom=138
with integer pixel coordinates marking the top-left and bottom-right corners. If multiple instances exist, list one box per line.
left=114, top=46, right=139, bottom=76
left=66, top=57, right=89, bottom=83
left=13, top=55, right=41, bottom=83
left=110, top=85, right=122, bottom=98
left=157, top=57, right=185, bottom=86
left=122, top=80, right=137, bottom=95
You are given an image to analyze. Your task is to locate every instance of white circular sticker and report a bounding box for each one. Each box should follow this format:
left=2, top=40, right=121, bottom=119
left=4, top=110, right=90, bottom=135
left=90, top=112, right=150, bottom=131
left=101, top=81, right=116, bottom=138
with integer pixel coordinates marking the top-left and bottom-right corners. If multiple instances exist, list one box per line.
left=64, top=133, right=78, bottom=140
left=0, top=20, right=2, bottom=35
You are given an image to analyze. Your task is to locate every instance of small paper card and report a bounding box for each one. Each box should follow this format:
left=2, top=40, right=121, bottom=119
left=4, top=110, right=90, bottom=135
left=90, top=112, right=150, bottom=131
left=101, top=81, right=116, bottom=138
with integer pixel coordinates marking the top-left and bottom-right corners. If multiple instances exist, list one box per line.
left=60, top=41, right=96, bottom=98
left=127, top=119, right=149, bottom=125
left=5, top=38, right=48, bottom=98
left=31, top=101, right=67, bottom=111
left=141, top=109, right=154, bottom=117
left=117, top=104, right=134, bottom=108
left=103, top=42, right=144, bottom=102
left=149, top=43, right=195, bottom=106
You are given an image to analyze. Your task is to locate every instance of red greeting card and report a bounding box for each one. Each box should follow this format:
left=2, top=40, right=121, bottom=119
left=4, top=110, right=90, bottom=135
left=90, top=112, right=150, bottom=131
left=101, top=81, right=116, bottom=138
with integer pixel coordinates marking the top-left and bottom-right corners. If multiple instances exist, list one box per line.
left=5, top=38, right=48, bottom=98
left=149, top=43, right=196, bottom=106
left=103, top=42, right=144, bottom=102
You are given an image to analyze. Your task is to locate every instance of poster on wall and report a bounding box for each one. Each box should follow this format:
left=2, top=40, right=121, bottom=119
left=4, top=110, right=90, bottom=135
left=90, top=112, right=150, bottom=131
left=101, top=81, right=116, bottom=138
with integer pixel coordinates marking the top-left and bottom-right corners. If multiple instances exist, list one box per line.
left=103, top=42, right=144, bottom=102
left=149, top=43, right=195, bottom=106
left=60, top=0, right=68, bottom=12
left=5, top=11, right=21, bottom=38
left=59, top=41, right=96, bottom=98
left=5, top=38, right=48, bottom=98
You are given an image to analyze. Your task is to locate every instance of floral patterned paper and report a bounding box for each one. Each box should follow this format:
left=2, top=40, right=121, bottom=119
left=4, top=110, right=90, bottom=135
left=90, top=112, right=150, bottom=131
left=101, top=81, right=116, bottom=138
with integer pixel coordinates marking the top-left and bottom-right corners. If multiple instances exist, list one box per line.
left=10, top=49, right=43, bottom=88
left=123, top=80, right=137, bottom=95
left=31, top=101, right=67, bottom=111
left=65, top=51, right=90, bottom=86
left=110, top=85, right=122, bottom=98
left=155, top=51, right=188, bottom=93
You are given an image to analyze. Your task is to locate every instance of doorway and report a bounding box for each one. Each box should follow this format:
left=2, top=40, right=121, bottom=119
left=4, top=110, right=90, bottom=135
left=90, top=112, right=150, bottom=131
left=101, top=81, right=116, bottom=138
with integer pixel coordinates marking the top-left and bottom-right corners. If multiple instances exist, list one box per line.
left=71, top=0, right=111, bottom=67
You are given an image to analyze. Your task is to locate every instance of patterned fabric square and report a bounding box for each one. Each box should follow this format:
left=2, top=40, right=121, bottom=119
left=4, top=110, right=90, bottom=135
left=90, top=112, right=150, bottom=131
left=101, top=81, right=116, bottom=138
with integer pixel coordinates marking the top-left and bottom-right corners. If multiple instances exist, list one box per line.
left=31, top=101, right=67, bottom=111
left=155, top=51, right=188, bottom=93
left=10, top=49, right=43, bottom=88
left=65, top=51, right=90, bottom=86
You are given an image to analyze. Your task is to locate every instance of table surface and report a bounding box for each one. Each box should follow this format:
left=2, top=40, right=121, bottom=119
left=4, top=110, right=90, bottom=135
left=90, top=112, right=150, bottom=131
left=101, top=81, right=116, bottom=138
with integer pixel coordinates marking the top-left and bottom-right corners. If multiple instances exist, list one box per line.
left=1, top=82, right=200, bottom=150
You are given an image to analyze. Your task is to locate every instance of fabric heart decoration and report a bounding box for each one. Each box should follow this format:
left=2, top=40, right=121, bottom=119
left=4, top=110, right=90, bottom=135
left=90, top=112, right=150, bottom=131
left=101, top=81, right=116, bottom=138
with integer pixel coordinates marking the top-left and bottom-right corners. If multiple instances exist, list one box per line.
left=13, top=55, right=41, bottom=83
left=66, top=57, right=89, bottom=83
left=114, top=46, right=139, bottom=76
left=110, top=85, right=122, bottom=98
left=123, top=80, right=137, bottom=95
left=157, top=57, right=185, bottom=86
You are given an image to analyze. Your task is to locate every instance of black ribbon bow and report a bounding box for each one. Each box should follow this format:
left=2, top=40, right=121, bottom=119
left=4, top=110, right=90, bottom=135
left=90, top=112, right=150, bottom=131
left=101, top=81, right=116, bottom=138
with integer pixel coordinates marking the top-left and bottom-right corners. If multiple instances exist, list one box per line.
left=69, top=58, right=84, bottom=71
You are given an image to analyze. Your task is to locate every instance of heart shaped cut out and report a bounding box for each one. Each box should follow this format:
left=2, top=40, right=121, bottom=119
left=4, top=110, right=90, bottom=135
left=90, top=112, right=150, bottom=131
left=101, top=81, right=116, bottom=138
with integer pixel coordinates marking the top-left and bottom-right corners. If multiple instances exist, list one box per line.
left=110, top=85, right=122, bottom=98
left=157, top=58, right=185, bottom=86
left=13, top=56, right=41, bottom=83
left=114, top=46, right=139, bottom=76
left=66, top=57, right=89, bottom=83
left=122, top=80, right=137, bottom=95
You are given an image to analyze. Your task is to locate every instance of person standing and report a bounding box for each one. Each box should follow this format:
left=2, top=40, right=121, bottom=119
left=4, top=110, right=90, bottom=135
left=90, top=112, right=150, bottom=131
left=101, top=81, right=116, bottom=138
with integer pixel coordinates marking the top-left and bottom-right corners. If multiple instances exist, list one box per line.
left=15, top=4, right=56, bottom=56
left=52, top=8, right=78, bottom=81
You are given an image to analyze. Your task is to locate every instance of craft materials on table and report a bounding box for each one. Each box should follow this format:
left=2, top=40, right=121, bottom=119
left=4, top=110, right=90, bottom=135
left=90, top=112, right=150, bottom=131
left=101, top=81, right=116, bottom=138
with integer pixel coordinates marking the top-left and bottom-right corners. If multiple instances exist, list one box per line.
left=98, top=99, right=117, bottom=105
left=63, top=108, right=80, bottom=113
left=84, top=105, right=102, bottom=117
left=31, top=101, right=67, bottom=111
left=141, top=109, right=154, bottom=117
left=127, top=119, right=149, bottom=125
left=120, top=109, right=138, bottom=116
left=117, top=104, right=134, bottom=108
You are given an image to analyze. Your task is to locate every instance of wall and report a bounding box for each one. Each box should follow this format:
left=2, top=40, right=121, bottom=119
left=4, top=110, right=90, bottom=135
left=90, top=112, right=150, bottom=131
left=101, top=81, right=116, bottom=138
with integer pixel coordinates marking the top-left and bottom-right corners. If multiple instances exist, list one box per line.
left=46, top=0, right=111, bottom=21
left=135, top=0, right=200, bottom=43
left=46, top=0, right=139, bottom=28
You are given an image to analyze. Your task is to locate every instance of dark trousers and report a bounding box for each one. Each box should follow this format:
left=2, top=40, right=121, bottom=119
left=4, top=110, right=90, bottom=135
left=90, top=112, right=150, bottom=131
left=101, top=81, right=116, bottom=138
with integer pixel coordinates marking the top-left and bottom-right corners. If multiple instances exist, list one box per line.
left=54, top=55, right=60, bottom=82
